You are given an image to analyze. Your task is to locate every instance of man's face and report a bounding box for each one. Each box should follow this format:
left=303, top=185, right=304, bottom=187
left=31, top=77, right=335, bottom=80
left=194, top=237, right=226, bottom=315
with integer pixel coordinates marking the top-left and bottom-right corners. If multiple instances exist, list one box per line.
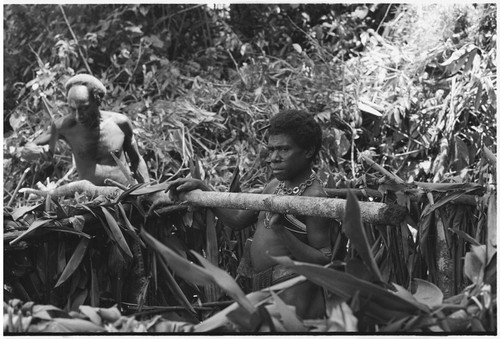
left=267, top=133, right=313, bottom=181
left=67, top=85, right=99, bottom=127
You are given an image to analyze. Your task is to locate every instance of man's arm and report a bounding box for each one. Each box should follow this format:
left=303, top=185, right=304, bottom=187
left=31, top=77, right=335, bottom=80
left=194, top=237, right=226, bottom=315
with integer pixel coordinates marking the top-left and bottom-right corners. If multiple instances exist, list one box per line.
left=119, top=117, right=150, bottom=183
left=21, top=122, right=59, bottom=161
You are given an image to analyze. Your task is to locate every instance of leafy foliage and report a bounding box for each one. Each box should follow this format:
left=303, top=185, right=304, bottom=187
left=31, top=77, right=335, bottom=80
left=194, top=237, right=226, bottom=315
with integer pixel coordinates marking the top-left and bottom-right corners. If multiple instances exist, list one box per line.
left=4, top=3, right=496, bottom=333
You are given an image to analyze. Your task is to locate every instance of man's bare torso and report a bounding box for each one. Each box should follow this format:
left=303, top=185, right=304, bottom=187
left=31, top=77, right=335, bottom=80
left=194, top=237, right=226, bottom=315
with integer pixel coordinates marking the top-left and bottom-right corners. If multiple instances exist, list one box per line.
left=57, top=111, right=133, bottom=185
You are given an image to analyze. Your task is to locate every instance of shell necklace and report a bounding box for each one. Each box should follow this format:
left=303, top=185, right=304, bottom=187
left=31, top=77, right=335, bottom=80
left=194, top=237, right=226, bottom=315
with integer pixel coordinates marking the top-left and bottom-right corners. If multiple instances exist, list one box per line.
left=264, top=172, right=318, bottom=229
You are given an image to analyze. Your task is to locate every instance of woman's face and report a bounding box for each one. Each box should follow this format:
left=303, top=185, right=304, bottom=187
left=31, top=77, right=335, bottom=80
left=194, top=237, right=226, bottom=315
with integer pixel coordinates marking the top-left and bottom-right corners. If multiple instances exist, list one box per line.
left=266, top=133, right=313, bottom=181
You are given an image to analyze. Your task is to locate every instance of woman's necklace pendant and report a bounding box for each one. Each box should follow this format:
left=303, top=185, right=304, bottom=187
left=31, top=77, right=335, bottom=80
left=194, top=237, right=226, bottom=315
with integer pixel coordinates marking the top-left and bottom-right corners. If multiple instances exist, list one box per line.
left=264, top=172, right=318, bottom=229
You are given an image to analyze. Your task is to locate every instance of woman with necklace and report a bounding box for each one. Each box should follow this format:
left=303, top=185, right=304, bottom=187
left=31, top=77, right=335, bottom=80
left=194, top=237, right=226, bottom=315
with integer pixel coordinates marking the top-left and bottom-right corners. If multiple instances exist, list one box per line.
left=167, top=109, right=334, bottom=319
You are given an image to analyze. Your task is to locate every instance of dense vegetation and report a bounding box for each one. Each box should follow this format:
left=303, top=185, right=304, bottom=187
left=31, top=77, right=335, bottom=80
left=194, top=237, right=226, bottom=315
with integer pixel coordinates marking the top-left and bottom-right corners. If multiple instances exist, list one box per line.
left=4, top=4, right=496, bottom=333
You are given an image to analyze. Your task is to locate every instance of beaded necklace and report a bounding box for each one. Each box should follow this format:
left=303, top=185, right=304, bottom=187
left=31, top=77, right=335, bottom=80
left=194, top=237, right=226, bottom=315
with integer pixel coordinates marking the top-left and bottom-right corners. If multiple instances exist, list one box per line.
left=264, top=172, right=318, bottom=229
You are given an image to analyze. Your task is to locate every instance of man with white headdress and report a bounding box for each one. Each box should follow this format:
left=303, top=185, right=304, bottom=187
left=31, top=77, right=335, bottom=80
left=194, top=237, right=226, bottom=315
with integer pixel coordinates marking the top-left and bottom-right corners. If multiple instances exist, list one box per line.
left=21, top=74, right=149, bottom=186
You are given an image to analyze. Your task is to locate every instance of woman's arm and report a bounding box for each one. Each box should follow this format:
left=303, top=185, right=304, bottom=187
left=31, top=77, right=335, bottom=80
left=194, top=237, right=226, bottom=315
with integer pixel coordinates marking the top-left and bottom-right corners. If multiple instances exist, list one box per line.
left=167, top=178, right=258, bottom=230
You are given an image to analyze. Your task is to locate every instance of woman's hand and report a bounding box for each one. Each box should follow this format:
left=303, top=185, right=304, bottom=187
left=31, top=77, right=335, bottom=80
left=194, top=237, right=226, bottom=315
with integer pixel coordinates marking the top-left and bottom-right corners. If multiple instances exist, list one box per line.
left=166, top=178, right=209, bottom=200
left=268, top=213, right=286, bottom=234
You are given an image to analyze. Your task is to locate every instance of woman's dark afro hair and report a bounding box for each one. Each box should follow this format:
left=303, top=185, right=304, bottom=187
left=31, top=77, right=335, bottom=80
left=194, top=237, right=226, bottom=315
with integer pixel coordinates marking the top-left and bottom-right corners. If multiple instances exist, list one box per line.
left=268, top=109, right=322, bottom=159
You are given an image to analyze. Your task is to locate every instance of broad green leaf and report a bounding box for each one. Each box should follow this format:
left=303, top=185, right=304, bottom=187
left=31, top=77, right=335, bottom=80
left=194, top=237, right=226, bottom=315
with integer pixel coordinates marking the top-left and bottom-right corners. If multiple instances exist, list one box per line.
left=410, top=278, right=443, bottom=309
left=360, top=153, right=405, bottom=184
left=474, top=80, right=483, bottom=112
left=421, top=190, right=468, bottom=217
left=117, top=203, right=144, bottom=246
left=70, top=288, right=88, bottom=312
left=261, top=306, right=287, bottom=332
left=100, top=207, right=132, bottom=258
left=43, top=318, right=104, bottom=332
left=448, top=228, right=480, bottom=246
left=271, top=255, right=429, bottom=322
left=189, top=156, right=202, bottom=179
left=464, top=245, right=486, bottom=284
left=484, top=253, right=496, bottom=285
left=345, top=257, right=374, bottom=281
left=226, top=304, right=264, bottom=332
left=140, top=229, right=205, bottom=314
left=414, top=181, right=482, bottom=192
left=228, top=163, right=241, bottom=193
left=9, top=218, right=52, bottom=245
left=79, top=305, right=102, bottom=326
left=47, top=224, right=91, bottom=239
left=194, top=290, right=272, bottom=332
left=268, top=291, right=306, bottom=332
left=453, top=136, right=469, bottom=170
left=10, top=202, right=43, bottom=220
left=50, top=197, right=68, bottom=219
left=90, top=259, right=99, bottom=307
left=6, top=308, right=14, bottom=332
left=326, top=300, right=358, bottom=331
left=204, top=208, right=222, bottom=301
left=483, top=145, right=496, bottom=165
left=107, top=243, right=125, bottom=276
left=155, top=255, right=196, bottom=314
left=97, top=305, right=121, bottom=323
left=115, top=182, right=148, bottom=202
left=387, top=283, right=422, bottom=309
left=32, top=305, right=67, bottom=320
left=55, top=237, right=89, bottom=287
left=358, top=101, right=382, bottom=117
left=150, top=318, right=195, bottom=332
left=342, top=191, right=383, bottom=282
left=379, top=314, right=436, bottom=332
left=440, top=45, right=478, bottom=74
left=140, top=228, right=213, bottom=285
left=57, top=239, right=66, bottom=275
left=191, top=251, right=255, bottom=314
left=487, top=193, right=496, bottom=262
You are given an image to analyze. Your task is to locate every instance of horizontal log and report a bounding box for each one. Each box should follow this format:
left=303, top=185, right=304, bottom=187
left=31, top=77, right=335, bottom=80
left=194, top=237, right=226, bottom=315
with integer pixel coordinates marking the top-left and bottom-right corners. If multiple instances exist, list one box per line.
left=179, top=190, right=406, bottom=226
left=325, top=188, right=480, bottom=206
left=20, top=180, right=481, bottom=207
left=325, top=188, right=382, bottom=200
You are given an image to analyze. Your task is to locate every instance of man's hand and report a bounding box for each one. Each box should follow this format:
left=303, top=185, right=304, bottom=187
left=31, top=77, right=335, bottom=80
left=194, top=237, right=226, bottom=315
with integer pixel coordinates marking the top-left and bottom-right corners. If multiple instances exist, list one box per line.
left=21, top=143, right=50, bottom=161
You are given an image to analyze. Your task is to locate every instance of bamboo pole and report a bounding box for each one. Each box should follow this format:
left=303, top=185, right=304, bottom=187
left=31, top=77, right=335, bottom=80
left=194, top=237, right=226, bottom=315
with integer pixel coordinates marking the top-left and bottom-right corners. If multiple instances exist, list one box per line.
left=179, top=190, right=406, bottom=226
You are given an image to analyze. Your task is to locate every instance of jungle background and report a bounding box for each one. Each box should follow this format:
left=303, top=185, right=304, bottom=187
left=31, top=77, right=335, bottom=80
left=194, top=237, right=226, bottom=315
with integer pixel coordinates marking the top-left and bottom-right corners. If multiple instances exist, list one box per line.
left=3, top=3, right=497, bottom=333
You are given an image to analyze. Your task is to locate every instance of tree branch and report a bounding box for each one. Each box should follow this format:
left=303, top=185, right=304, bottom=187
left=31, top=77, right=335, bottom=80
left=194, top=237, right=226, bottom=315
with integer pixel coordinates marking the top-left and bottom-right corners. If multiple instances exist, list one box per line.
left=59, top=4, right=92, bottom=74
left=19, top=180, right=121, bottom=199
